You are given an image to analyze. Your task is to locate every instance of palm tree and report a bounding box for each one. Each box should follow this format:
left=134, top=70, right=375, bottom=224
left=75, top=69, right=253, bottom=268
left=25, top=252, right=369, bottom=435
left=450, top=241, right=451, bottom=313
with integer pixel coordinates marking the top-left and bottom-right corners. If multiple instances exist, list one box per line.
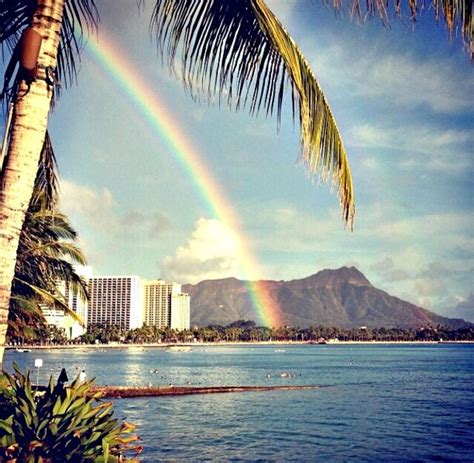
left=8, top=130, right=88, bottom=344
left=0, top=0, right=471, bottom=368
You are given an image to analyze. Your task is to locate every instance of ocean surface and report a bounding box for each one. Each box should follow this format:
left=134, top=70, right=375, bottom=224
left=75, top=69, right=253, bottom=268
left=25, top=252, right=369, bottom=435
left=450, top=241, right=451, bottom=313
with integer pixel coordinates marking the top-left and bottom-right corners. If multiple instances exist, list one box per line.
left=5, top=344, right=474, bottom=462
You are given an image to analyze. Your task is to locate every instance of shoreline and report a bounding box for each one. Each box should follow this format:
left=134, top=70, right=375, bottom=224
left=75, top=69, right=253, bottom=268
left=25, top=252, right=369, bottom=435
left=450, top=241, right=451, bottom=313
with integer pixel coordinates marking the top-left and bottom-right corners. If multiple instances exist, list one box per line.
left=6, top=340, right=474, bottom=350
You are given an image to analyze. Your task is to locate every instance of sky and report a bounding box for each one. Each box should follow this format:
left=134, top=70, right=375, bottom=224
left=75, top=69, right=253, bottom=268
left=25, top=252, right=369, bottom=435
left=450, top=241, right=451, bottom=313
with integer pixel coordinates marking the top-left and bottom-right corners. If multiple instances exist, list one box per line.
left=17, top=1, right=472, bottom=321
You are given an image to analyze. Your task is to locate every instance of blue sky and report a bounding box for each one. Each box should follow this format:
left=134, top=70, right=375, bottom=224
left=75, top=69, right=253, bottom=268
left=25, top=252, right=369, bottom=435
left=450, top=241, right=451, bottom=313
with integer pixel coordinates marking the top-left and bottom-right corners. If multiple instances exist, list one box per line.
left=35, top=1, right=473, bottom=321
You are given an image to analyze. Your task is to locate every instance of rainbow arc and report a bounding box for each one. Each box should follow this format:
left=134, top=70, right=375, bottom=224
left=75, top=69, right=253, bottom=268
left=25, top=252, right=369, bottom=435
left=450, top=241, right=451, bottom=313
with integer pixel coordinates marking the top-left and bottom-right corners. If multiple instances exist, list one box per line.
left=86, top=32, right=282, bottom=327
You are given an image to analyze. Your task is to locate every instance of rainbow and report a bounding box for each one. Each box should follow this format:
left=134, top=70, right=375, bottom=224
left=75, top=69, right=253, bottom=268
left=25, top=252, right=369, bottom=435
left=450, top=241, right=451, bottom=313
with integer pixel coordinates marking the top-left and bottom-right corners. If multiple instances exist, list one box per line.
left=85, top=32, right=282, bottom=328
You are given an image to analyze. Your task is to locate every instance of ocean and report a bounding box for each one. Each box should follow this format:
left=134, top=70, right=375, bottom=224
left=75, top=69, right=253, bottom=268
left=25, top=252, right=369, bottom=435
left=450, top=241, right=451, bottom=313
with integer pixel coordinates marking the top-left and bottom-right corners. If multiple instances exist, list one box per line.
left=5, top=343, right=474, bottom=462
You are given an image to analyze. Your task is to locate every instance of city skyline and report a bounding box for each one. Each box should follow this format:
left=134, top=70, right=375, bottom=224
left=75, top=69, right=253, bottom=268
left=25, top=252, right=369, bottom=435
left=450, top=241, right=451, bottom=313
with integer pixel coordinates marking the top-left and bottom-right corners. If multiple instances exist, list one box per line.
left=45, top=267, right=191, bottom=335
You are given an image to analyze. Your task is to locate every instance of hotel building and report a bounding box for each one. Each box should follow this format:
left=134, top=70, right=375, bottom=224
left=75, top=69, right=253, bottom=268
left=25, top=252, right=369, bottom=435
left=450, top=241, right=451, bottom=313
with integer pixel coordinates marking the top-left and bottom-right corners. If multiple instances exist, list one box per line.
left=143, top=280, right=190, bottom=330
left=42, top=306, right=85, bottom=340
left=41, top=265, right=93, bottom=339
left=143, top=280, right=176, bottom=328
left=88, top=276, right=143, bottom=329
left=170, top=292, right=191, bottom=331
left=45, top=269, right=190, bottom=336
left=61, top=265, right=93, bottom=326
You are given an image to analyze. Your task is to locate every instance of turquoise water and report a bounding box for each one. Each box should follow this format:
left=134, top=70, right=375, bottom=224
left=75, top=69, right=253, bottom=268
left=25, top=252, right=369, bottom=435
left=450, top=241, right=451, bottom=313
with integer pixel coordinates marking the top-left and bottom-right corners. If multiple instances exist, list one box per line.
left=5, top=344, right=474, bottom=461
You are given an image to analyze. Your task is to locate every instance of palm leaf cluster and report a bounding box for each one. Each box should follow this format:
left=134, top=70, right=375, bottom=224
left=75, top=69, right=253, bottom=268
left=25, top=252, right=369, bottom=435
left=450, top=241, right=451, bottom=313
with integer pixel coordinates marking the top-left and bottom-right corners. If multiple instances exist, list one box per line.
left=151, top=0, right=355, bottom=225
left=1, top=0, right=471, bottom=232
left=8, top=133, right=88, bottom=340
left=0, top=0, right=98, bottom=103
left=339, top=0, right=472, bottom=57
left=150, top=0, right=472, bottom=225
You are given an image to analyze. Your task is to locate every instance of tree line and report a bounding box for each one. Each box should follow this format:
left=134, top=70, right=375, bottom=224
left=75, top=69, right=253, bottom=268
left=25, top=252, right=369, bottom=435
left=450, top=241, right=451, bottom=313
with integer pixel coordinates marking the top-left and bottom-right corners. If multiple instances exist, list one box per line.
left=8, top=319, right=474, bottom=346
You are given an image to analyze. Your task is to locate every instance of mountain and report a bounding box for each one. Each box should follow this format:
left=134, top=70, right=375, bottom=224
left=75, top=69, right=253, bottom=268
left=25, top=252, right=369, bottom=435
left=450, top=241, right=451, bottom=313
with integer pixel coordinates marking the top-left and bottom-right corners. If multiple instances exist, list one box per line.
left=183, top=267, right=471, bottom=328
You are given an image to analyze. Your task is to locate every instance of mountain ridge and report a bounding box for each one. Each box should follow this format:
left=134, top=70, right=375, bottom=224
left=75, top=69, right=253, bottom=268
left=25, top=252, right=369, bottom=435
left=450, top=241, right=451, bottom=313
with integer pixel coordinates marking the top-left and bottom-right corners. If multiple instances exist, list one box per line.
left=183, top=266, right=471, bottom=328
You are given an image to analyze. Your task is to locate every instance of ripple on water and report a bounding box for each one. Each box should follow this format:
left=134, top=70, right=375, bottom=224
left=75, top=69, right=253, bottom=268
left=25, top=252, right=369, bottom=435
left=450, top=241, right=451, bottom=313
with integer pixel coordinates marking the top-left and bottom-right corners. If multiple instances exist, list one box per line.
left=4, top=344, right=474, bottom=462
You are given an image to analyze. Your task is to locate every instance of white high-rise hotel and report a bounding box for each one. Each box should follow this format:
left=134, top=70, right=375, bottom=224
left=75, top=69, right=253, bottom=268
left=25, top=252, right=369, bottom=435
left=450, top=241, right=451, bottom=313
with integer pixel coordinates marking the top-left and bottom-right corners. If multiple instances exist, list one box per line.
left=143, top=280, right=191, bottom=331
left=88, top=276, right=143, bottom=329
left=43, top=265, right=94, bottom=339
left=51, top=269, right=190, bottom=333
left=143, top=280, right=175, bottom=327
left=87, top=275, right=190, bottom=330
left=171, top=291, right=191, bottom=331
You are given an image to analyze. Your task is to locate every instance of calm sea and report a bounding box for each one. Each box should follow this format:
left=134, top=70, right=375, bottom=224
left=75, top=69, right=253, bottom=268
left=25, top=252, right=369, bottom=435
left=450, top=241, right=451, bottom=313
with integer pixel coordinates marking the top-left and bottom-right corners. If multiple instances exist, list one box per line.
left=5, top=344, right=474, bottom=462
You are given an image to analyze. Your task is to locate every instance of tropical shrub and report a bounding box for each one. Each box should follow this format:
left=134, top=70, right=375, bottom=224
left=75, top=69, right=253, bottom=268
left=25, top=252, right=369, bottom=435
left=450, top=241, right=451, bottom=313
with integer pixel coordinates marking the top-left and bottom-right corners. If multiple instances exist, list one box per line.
left=0, top=365, right=141, bottom=462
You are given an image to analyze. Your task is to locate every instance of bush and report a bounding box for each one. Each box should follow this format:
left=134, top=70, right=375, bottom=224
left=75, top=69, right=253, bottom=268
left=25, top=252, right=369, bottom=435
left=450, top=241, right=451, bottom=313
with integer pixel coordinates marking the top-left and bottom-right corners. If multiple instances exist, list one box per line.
left=0, top=365, right=142, bottom=462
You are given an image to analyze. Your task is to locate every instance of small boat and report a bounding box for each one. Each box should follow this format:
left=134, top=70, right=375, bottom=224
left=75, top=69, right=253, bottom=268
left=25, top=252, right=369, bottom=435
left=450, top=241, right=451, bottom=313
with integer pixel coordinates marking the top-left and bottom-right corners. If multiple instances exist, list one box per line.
left=15, top=348, right=32, bottom=353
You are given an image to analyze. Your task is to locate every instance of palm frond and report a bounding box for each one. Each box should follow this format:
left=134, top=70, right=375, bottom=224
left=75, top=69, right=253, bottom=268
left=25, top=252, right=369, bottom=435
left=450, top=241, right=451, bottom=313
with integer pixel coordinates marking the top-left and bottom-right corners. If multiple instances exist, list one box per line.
left=0, top=1, right=34, bottom=53
left=9, top=127, right=89, bottom=335
left=30, top=131, right=59, bottom=210
left=13, top=277, right=85, bottom=326
left=336, top=0, right=472, bottom=58
left=14, top=248, right=88, bottom=302
left=1, top=0, right=99, bottom=105
left=63, top=274, right=89, bottom=304
left=10, top=295, right=43, bottom=315
left=55, top=0, right=99, bottom=94
left=7, top=295, right=46, bottom=339
left=252, top=0, right=354, bottom=224
left=22, top=241, right=87, bottom=265
left=151, top=0, right=355, bottom=225
left=27, top=210, right=79, bottom=241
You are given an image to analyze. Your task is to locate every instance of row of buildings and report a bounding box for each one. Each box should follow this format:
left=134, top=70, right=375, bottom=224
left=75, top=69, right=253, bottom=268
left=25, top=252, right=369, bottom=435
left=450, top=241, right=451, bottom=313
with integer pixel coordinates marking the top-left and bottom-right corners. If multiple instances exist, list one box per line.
left=44, top=266, right=190, bottom=339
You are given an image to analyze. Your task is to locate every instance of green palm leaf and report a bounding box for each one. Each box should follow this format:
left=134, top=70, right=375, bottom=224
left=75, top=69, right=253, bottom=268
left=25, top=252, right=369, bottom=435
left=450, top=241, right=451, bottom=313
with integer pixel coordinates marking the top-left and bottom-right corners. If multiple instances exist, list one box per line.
left=151, top=0, right=355, bottom=225
left=252, top=0, right=354, bottom=224
left=12, top=278, right=85, bottom=326
left=343, top=0, right=472, bottom=58
left=0, top=0, right=98, bottom=101
left=8, top=132, right=88, bottom=340
left=30, top=131, right=59, bottom=211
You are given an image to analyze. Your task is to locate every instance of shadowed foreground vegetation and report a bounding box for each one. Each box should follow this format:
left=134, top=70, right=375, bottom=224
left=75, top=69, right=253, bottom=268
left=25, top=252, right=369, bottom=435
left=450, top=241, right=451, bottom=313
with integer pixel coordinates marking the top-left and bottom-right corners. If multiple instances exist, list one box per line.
left=0, top=366, right=142, bottom=462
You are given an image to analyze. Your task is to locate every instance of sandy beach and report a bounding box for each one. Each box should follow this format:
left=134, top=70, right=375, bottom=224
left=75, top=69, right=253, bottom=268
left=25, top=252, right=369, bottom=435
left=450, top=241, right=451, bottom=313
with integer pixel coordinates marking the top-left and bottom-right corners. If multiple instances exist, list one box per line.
left=6, top=340, right=473, bottom=350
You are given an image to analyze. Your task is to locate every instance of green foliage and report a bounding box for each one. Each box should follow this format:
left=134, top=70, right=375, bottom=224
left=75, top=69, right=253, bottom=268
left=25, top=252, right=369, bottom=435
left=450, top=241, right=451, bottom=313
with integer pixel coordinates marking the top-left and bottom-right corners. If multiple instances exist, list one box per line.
left=0, top=365, right=142, bottom=462
left=8, top=132, right=88, bottom=343
left=72, top=322, right=474, bottom=345
left=151, top=0, right=355, bottom=225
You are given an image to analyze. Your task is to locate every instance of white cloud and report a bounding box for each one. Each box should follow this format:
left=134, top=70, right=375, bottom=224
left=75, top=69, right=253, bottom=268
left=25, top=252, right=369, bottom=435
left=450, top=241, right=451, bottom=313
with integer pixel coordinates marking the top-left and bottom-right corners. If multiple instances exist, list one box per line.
left=447, top=293, right=474, bottom=322
left=60, top=180, right=116, bottom=228
left=59, top=179, right=171, bottom=241
left=244, top=201, right=473, bottom=315
left=310, top=43, right=473, bottom=114
left=349, top=124, right=473, bottom=173
left=266, top=0, right=299, bottom=27
left=161, top=218, right=242, bottom=284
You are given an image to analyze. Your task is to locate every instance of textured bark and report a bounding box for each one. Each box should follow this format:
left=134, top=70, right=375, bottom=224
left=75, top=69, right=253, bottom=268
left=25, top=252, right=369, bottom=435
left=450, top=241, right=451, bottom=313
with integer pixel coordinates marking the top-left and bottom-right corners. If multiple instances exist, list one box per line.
left=0, top=0, right=65, bottom=370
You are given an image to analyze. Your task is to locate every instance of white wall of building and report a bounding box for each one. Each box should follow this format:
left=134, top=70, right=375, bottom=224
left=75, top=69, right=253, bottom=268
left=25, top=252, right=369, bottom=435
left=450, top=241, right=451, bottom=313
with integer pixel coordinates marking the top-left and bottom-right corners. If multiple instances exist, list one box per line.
left=88, top=276, right=143, bottom=330
left=42, top=307, right=85, bottom=339
left=59, top=265, right=93, bottom=327
left=129, top=276, right=143, bottom=329
left=170, top=293, right=191, bottom=331
left=143, top=280, right=185, bottom=328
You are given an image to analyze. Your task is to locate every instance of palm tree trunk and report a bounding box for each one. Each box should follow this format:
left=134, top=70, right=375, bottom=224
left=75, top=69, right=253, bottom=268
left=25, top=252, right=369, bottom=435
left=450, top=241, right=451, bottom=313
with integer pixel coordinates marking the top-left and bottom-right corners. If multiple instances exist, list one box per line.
left=0, top=0, right=65, bottom=370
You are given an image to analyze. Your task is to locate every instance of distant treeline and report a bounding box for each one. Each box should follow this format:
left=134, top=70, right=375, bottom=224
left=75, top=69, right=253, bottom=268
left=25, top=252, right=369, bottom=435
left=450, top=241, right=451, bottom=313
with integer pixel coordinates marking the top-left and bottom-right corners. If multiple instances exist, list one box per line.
left=9, top=320, right=474, bottom=345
